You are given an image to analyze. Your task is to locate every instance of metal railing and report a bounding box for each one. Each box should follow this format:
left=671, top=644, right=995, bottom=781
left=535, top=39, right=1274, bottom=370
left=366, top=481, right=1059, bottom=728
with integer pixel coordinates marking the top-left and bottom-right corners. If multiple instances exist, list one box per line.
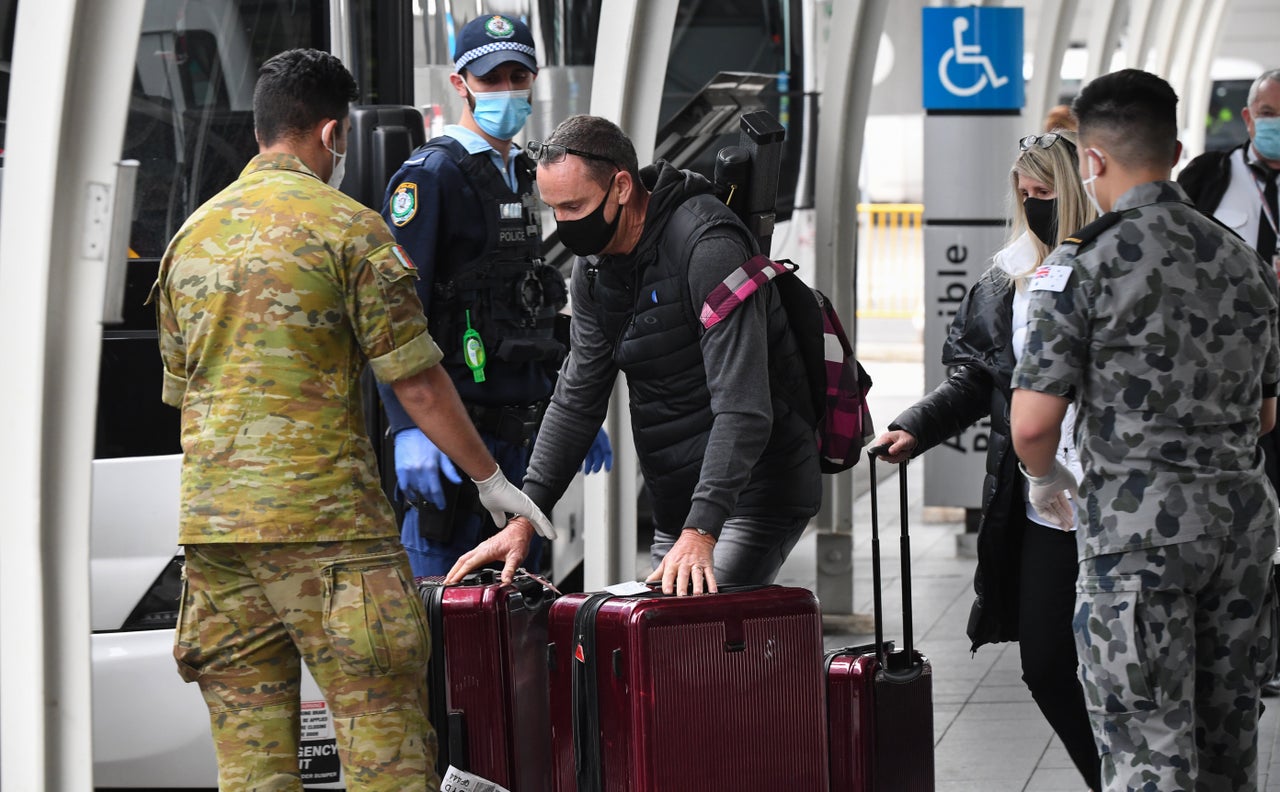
left=857, top=203, right=924, bottom=320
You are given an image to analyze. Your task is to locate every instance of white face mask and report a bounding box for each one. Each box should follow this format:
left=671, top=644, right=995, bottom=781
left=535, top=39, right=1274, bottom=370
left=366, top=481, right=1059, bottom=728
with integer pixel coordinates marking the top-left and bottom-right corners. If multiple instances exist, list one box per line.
left=323, top=121, right=347, bottom=189
left=1081, top=148, right=1104, bottom=215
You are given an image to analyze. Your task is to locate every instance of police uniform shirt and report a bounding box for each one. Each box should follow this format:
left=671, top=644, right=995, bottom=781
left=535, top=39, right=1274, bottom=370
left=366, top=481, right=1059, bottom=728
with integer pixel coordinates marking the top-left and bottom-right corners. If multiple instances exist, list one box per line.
left=1012, top=180, right=1280, bottom=560
left=157, top=153, right=442, bottom=544
left=378, top=125, right=551, bottom=417
left=380, top=124, right=521, bottom=316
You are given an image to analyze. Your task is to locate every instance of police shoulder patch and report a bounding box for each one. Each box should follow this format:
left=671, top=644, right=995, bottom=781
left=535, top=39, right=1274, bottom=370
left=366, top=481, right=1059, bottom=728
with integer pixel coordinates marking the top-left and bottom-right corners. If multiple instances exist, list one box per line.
left=390, top=182, right=417, bottom=226
left=1062, top=211, right=1121, bottom=247
left=1028, top=264, right=1073, bottom=293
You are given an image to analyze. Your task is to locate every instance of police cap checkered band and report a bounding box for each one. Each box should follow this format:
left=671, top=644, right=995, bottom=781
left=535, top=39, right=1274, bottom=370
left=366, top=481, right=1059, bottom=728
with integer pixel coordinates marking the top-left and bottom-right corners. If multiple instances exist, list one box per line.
left=453, top=15, right=538, bottom=76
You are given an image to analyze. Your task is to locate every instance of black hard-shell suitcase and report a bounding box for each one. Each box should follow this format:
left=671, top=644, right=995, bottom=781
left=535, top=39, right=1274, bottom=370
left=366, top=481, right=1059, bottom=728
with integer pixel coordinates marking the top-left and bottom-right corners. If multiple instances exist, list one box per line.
left=824, top=449, right=935, bottom=790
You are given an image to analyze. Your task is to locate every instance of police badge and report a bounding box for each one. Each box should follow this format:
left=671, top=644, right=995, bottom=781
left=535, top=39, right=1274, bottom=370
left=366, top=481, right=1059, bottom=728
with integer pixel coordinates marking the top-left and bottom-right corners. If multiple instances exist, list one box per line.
left=390, top=182, right=417, bottom=227
left=484, top=15, right=515, bottom=39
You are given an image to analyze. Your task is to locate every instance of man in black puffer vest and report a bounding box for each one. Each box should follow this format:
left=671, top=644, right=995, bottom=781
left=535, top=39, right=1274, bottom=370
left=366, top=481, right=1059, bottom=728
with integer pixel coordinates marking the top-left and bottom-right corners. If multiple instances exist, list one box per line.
left=445, top=114, right=821, bottom=595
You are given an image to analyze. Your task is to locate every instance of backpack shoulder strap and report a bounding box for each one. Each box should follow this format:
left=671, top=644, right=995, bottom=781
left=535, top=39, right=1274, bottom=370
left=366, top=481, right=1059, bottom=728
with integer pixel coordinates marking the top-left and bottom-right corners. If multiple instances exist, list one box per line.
left=699, top=254, right=795, bottom=329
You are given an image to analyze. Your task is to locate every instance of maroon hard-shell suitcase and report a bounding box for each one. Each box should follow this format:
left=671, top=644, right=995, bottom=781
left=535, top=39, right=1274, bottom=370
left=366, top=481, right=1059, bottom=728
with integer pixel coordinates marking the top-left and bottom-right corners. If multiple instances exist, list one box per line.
left=548, top=584, right=829, bottom=792
left=825, top=450, right=934, bottom=791
left=417, top=570, right=556, bottom=791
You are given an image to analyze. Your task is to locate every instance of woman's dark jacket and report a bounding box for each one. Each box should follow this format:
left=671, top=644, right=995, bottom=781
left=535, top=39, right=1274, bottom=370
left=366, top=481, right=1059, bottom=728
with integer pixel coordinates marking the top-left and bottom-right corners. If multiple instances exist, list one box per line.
left=889, top=266, right=1023, bottom=652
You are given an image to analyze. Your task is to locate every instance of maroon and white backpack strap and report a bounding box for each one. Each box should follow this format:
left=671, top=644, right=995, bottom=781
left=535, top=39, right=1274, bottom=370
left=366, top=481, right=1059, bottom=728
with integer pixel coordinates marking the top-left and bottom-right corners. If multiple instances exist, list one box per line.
left=699, top=254, right=791, bottom=329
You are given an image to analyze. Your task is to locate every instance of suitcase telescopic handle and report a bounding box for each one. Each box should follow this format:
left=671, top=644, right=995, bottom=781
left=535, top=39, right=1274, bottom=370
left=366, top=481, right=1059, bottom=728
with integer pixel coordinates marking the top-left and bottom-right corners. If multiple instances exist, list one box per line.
left=866, top=446, right=916, bottom=671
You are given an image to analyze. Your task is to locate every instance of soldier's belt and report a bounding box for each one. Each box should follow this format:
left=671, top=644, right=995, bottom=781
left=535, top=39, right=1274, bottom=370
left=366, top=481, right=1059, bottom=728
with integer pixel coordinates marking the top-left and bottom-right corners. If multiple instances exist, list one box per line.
left=465, top=402, right=547, bottom=447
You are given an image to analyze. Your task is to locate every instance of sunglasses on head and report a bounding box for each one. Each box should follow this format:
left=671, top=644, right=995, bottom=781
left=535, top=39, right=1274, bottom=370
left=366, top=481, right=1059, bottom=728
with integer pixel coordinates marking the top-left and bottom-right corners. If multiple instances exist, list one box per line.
left=1019, top=133, right=1077, bottom=152
left=526, top=140, right=618, bottom=168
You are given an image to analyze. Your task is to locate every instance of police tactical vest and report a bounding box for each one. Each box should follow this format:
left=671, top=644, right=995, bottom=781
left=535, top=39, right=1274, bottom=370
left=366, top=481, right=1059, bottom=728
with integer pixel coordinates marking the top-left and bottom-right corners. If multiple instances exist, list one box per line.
left=425, top=137, right=567, bottom=370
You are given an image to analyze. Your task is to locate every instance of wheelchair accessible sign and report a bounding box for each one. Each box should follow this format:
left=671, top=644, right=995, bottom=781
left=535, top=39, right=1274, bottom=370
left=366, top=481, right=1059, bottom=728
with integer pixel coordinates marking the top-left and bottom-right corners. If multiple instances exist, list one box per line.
left=923, top=7, right=1023, bottom=110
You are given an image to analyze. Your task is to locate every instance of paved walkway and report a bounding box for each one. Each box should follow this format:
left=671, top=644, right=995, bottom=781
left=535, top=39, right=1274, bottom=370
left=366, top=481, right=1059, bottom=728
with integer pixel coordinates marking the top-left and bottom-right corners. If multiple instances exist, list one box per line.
left=781, top=333, right=1280, bottom=790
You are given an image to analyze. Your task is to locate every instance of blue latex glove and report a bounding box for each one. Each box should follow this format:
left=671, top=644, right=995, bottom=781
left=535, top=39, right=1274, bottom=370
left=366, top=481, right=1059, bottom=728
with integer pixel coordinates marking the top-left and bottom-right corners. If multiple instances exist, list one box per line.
left=395, top=428, right=462, bottom=510
left=581, top=427, right=613, bottom=475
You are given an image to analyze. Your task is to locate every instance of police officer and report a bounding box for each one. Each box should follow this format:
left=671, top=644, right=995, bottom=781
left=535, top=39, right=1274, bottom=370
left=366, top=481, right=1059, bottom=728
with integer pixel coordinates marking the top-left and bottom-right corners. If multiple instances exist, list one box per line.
left=379, top=14, right=610, bottom=578
left=1010, top=69, right=1280, bottom=791
left=156, top=49, right=553, bottom=791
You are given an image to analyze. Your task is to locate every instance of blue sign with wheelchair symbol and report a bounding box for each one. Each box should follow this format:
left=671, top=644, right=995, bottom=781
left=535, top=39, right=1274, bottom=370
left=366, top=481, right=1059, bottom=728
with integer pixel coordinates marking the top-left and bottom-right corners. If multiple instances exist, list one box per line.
left=922, top=7, right=1023, bottom=110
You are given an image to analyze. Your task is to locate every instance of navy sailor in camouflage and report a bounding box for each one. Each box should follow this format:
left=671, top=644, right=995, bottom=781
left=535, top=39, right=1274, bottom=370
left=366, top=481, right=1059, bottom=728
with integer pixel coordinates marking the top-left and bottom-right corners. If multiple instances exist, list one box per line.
left=1011, top=69, right=1280, bottom=792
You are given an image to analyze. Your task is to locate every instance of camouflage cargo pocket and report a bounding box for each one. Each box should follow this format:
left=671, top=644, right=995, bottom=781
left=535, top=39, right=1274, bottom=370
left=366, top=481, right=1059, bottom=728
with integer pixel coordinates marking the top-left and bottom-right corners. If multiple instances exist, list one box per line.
left=321, top=552, right=430, bottom=677
left=1074, top=574, right=1158, bottom=713
left=173, top=566, right=203, bottom=683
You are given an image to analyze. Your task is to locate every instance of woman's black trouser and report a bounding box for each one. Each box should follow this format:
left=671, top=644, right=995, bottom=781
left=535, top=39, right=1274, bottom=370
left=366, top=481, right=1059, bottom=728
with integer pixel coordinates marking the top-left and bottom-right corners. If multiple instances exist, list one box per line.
left=1017, top=510, right=1103, bottom=791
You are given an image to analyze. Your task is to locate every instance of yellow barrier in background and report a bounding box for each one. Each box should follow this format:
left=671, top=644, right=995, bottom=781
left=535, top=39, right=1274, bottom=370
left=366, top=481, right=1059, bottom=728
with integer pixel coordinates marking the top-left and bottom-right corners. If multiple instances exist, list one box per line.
left=857, top=203, right=924, bottom=320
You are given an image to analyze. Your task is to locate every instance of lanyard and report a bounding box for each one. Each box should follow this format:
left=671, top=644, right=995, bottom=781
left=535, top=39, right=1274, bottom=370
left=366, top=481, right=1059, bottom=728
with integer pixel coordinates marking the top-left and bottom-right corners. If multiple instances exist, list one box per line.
left=1249, top=165, right=1279, bottom=238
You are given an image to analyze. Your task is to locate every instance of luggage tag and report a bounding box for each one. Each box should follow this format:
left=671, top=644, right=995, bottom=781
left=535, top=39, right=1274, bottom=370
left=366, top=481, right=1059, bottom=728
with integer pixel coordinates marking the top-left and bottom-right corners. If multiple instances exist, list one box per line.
left=441, top=765, right=511, bottom=792
left=604, top=580, right=651, bottom=596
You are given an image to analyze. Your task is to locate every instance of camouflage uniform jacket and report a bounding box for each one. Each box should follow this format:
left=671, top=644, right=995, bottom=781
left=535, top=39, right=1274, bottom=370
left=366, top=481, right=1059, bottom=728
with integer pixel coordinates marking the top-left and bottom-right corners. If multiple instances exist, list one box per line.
left=155, top=152, right=443, bottom=544
left=1012, top=179, right=1280, bottom=560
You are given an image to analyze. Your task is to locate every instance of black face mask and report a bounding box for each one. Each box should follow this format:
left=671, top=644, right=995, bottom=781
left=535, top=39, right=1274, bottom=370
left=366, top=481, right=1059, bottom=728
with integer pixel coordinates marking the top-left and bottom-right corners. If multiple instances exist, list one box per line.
left=556, top=173, right=620, bottom=257
left=1024, top=196, right=1058, bottom=247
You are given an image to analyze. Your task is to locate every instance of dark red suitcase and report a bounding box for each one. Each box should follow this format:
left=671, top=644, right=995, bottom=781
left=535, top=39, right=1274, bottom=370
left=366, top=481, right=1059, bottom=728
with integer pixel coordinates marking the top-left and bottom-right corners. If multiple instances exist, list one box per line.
left=418, top=570, right=556, bottom=791
left=825, top=450, right=934, bottom=791
left=549, top=584, right=829, bottom=792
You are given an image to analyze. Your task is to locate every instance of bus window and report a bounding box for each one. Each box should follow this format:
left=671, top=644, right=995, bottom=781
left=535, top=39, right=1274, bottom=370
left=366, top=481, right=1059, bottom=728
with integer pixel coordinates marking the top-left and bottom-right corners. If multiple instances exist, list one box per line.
left=126, top=0, right=327, bottom=259
left=664, top=0, right=804, bottom=217
left=410, top=0, right=806, bottom=219
left=105, top=0, right=330, bottom=465
left=1206, top=78, right=1251, bottom=153
left=0, top=0, right=14, bottom=159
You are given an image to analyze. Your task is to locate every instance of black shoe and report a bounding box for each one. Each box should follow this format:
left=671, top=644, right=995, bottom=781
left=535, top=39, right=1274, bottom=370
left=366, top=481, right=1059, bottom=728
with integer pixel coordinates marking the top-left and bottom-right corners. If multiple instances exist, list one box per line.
left=1262, top=673, right=1280, bottom=697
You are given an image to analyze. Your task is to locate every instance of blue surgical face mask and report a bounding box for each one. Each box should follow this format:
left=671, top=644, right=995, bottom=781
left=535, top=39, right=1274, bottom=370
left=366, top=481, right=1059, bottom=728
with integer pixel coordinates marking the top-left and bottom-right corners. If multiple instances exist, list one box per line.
left=466, top=82, right=533, bottom=140
left=1253, top=116, right=1280, bottom=161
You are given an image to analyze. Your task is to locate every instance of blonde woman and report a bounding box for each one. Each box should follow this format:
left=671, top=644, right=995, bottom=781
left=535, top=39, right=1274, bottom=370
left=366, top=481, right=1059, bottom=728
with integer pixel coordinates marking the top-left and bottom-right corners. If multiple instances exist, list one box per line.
left=873, top=130, right=1101, bottom=791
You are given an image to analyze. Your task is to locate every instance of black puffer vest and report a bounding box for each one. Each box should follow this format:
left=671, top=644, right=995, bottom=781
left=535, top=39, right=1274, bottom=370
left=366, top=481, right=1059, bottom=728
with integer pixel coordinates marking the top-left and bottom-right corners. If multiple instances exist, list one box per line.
left=589, top=165, right=812, bottom=531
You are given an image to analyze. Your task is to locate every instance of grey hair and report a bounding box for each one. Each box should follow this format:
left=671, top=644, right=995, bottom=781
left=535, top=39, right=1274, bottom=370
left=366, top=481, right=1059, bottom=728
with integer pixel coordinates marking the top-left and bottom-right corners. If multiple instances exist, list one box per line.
left=1248, top=69, right=1280, bottom=107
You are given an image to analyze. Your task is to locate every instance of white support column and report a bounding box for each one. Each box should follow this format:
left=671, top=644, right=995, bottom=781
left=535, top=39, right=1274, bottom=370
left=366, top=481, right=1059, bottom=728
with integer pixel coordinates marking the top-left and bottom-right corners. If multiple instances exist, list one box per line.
left=1124, top=0, right=1160, bottom=71
left=1181, top=0, right=1233, bottom=158
left=1026, top=0, right=1082, bottom=131
left=1149, top=0, right=1187, bottom=78
left=1168, top=0, right=1208, bottom=130
left=1084, top=0, right=1128, bottom=83
left=579, top=0, right=679, bottom=590
left=0, top=1, right=145, bottom=789
left=812, top=0, right=892, bottom=625
left=589, top=0, right=679, bottom=162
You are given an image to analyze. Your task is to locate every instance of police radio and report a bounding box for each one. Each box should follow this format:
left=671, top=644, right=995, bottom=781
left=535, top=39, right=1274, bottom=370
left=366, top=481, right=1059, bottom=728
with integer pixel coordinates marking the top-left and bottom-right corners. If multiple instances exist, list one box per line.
left=714, top=110, right=786, bottom=257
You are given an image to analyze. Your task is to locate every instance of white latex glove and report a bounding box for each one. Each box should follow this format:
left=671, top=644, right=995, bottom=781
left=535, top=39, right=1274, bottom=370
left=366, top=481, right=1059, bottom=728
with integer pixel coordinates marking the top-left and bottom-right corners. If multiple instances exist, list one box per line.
left=472, top=467, right=558, bottom=540
left=1019, top=460, right=1079, bottom=531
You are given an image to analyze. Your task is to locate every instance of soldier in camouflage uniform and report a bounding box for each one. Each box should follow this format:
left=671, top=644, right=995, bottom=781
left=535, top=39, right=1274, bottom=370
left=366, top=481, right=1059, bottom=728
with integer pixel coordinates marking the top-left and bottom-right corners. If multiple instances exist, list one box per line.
left=154, top=49, right=554, bottom=792
left=1010, top=69, right=1280, bottom=792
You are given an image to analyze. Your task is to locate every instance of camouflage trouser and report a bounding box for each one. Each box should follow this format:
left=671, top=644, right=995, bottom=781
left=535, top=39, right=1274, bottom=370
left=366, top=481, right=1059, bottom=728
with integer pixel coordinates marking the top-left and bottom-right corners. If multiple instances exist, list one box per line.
left=176, top=538, right=439, bottom=792
left=1075, top=529, right=1276, bottom=792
